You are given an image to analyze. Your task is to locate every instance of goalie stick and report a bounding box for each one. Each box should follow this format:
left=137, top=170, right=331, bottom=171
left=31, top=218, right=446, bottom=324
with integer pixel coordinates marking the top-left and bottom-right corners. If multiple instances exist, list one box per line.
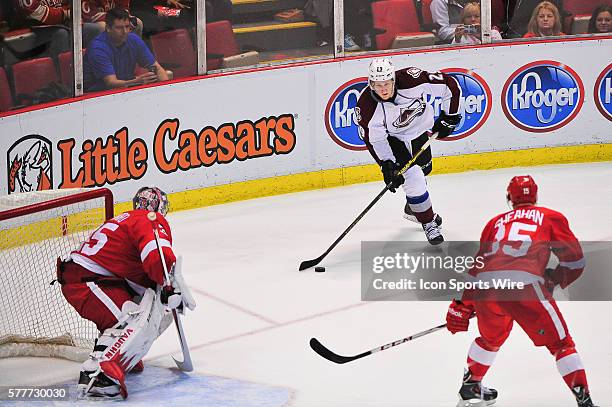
left=310, top=323, right=447, bottom=364
left=152, top=225, right=194, bottom=372
left=299, top=132, right=439, bottom=271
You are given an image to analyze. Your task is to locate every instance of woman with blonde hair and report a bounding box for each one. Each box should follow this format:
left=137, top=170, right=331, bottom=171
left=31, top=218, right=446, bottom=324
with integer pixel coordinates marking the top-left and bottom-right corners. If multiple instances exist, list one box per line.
left=523, top=1, right=565, bottom=37
left=452, top=2, right=502, bottom=44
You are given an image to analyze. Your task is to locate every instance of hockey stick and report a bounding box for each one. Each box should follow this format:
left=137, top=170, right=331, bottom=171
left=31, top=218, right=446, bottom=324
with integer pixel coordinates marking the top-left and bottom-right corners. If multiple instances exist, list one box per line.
left=310, top=322, right=447, bottom=364
left=152, top=226, right=194, bottom=372
left=299, top=132, right=439, bottom=271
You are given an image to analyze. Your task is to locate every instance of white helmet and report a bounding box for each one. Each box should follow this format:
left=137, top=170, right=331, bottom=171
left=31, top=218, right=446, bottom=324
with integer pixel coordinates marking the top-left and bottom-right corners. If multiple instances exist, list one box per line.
left=133, top=186, right=169, bottom=216
left=368, top=58, right=395, bottom=83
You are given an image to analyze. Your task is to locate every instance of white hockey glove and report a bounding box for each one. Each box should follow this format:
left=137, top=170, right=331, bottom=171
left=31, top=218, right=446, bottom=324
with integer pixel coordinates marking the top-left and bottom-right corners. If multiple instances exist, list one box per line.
left=162, top=256, right=196, bottom=313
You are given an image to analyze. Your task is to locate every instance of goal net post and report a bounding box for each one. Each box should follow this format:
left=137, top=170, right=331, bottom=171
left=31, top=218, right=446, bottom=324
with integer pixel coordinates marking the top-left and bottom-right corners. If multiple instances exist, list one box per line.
left=0, top=188, right=114, bottom=362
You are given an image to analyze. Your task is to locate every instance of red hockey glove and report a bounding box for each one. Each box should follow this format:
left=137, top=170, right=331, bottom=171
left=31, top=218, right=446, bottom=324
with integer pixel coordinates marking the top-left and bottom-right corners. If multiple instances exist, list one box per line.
left=446, top=299, right=474, bottom=334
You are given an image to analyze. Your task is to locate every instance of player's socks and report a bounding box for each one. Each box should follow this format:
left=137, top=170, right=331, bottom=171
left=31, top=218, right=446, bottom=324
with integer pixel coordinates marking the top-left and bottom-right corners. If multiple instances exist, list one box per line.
left=403, top=201, right=442, bottom=226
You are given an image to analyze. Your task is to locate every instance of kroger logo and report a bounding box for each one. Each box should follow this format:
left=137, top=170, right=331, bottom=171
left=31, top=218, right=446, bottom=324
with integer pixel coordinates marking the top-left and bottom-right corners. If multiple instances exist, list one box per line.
left=502, top=61, right=584, bottom=132
left=594, top=63, right=612, bottom=122
left=425, top=68, right=491, bottom=141
left=325, top=77, right=368, bottom=150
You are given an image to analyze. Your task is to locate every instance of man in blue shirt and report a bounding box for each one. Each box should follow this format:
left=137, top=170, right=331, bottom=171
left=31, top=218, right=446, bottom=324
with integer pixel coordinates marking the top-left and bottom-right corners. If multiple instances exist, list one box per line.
left=84, top=8, right=168, bottom=92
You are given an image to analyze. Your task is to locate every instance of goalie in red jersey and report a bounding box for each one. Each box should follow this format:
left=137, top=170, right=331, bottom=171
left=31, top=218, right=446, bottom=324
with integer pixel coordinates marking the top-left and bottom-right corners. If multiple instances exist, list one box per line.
left=446, top=175, right=597, bottom=407
left=57, top=186, right=195, bottom=399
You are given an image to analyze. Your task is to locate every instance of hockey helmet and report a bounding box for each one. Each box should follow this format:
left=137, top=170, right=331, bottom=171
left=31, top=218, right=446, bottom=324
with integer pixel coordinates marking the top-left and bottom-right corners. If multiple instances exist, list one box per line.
left=506, top=175, right=538, bottom=207
left=132, top=186, right=169, bottom=216
left=368, top=58, right=395, bottom=84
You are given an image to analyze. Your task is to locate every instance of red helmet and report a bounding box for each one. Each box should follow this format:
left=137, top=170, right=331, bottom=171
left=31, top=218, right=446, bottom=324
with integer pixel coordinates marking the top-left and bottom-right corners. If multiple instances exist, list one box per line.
left=506, top=175, right=538, bottom=206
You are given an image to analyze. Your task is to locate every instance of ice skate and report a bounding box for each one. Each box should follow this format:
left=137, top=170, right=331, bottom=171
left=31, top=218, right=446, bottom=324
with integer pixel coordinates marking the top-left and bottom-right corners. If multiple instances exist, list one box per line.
left=77, top=369, right=122, bottom=399
left=404, top=201, right=442, bottom=226
left=422, top=218, right=444, bottom=245
left=457, top=369, right=497, bottom=406
left=572, top=386, right=598, bottom=407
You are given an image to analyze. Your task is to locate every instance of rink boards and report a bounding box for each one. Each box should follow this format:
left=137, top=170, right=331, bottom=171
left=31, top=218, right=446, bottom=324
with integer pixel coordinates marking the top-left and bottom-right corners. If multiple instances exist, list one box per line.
left=0, top=36, right=610, bottom=208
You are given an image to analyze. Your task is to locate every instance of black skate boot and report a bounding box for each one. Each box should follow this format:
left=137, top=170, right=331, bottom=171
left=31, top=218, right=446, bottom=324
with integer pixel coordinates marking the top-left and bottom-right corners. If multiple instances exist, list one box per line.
left=422, top=218, right=444, bottom=245
left=572, top=386, right=598, bottom=407
left=403, top=201, right=442, bottom=226
left=77, top=370, right=121, bottom=399
left=457, top=369, right=497, bottom=406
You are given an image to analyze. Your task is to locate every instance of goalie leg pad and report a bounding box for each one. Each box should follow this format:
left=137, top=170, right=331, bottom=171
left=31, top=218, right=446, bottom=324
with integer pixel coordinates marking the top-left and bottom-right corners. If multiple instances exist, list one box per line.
left=77, top=287, right=167, bottom=399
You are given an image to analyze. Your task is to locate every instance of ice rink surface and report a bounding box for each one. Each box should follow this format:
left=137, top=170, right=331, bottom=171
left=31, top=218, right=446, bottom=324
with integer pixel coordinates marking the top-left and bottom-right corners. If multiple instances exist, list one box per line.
left=1, top=162, right=611, bottom=406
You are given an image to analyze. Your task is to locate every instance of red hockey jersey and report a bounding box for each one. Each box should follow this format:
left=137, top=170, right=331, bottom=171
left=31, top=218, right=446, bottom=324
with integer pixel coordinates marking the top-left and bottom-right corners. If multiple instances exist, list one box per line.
left=70, top=209, right=175, bottom=293
left=470, top=205, right=584, bottom=289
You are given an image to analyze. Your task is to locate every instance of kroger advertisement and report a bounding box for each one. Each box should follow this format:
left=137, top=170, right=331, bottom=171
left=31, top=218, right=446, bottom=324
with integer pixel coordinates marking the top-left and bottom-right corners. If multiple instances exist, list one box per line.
left=0, top=38, right=610, bottom=201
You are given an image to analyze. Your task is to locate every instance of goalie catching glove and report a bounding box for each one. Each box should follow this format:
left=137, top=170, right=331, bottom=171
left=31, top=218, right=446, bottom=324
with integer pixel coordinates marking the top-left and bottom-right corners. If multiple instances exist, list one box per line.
left=161, top=256, right=196, bottom=313
left=432, top=110, right=461, bottom=139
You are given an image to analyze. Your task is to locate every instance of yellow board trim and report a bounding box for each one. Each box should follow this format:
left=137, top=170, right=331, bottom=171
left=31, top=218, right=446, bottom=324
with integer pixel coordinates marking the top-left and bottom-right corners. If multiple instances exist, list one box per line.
left=166, top=143, right=612, bottom=212
left=2, top=144, right=609, bottom=251
left=233, top=21, right=316, bottom=34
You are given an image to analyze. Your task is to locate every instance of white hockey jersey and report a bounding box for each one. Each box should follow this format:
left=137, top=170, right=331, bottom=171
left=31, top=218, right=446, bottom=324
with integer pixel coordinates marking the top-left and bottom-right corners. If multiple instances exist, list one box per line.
left=356, top=67, right=461, bottom=163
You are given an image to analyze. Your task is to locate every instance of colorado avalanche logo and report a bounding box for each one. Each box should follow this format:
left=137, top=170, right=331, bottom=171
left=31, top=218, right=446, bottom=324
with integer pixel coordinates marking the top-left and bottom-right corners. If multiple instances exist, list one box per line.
left=392, top=98, right=425, bottom=128
left=7, top=135, right=53, bottom=194
left=594, top=63, right=612, bottom=122
left=325, top=77, right=369, bottom=151
left=502, top=61, right=584, bottom=132
left=427, top=68, right=491, bottom=141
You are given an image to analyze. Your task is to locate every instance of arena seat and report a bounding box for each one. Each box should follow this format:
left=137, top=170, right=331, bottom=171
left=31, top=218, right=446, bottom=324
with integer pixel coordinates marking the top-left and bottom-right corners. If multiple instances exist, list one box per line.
left=150, top=29, right=196, bottom=79
left=206, top=20, right=259, bottom=70
left=564, top=0, right=600, bottom=34
left=12, top=57, right=58, bottom=98
left=372, top=0, right=435, bottom=50
left=0, top=66, right=13, bottom=111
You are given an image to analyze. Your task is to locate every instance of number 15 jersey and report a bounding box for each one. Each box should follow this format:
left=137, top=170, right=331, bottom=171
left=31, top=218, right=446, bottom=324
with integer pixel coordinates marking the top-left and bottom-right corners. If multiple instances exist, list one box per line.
left=470, top=205, right=585, bottom=289
left=70, top=209, right=176, bottom=292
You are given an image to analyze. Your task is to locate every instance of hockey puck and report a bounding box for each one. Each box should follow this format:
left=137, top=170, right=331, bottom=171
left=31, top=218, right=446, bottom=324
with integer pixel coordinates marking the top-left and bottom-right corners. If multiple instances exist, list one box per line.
left=314, top=266, right=326, bottom=273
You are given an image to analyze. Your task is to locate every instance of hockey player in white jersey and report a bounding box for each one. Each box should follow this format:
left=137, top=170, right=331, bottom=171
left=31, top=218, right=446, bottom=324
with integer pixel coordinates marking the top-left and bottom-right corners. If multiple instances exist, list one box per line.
left=356, top=58, right=462, bottom=244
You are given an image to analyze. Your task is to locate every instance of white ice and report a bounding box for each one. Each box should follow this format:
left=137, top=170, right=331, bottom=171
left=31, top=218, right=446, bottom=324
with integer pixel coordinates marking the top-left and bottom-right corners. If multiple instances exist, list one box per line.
left=1, top=162, right=611, bottom=406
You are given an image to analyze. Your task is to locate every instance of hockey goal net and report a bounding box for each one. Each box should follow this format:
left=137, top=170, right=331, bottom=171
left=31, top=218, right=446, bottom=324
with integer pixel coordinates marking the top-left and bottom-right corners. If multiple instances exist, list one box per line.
left=0, top=188, right=114, bottom=361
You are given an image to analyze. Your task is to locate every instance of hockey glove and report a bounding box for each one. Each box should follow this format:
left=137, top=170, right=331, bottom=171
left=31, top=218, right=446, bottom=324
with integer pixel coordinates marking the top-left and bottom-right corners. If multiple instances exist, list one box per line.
left=432, top=111, right=461, bottom=139
left=446, top=299, right=474, bottom=334
left=161, top=286, right=183, bottom=310
left=381, top=160, right=405, bottom=193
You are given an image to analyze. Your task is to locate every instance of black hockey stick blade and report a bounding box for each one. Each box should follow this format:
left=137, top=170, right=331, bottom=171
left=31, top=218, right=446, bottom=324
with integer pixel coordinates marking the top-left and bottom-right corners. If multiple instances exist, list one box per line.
left=309, top=337, right=369, bottom=364
left=299, top=256, right=324, bottom=271
left=310, top=322, right=447, bottom=365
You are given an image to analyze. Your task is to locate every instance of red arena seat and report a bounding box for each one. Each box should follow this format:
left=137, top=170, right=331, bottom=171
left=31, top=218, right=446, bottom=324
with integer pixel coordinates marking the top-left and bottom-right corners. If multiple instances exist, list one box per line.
left=372, top=0, right=435, bottom=50
left=12, top=57, right=58, bottom=98
left=149, top=29, right=196, bottom=79
left=0, top=67, right=14, bottom=111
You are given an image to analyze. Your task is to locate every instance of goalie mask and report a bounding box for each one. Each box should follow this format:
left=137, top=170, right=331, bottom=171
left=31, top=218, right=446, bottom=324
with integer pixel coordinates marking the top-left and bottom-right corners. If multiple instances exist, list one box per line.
left=506, top=175, right=538, bottom=207
left=132, top=187, right=169, bottom=216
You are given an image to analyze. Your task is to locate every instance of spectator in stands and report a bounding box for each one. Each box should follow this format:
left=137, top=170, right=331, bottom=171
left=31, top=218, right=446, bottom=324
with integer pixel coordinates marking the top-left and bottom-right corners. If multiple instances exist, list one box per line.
left=83, top=8, right=168, bottom=92
left=452, top=2, right=502, bottom=44
left=505, top=0, right=564, bottom=38
left=588, top=4, right=612, bottom=33
left=82, top=0, right=143, bottom=37
left=305, top=0, right=369, bottom=51
left=10, top=0, right=106, bottom=59
left=431, top=0, right=470, bottom=44
left=523, top=1, right=564, bottom=38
